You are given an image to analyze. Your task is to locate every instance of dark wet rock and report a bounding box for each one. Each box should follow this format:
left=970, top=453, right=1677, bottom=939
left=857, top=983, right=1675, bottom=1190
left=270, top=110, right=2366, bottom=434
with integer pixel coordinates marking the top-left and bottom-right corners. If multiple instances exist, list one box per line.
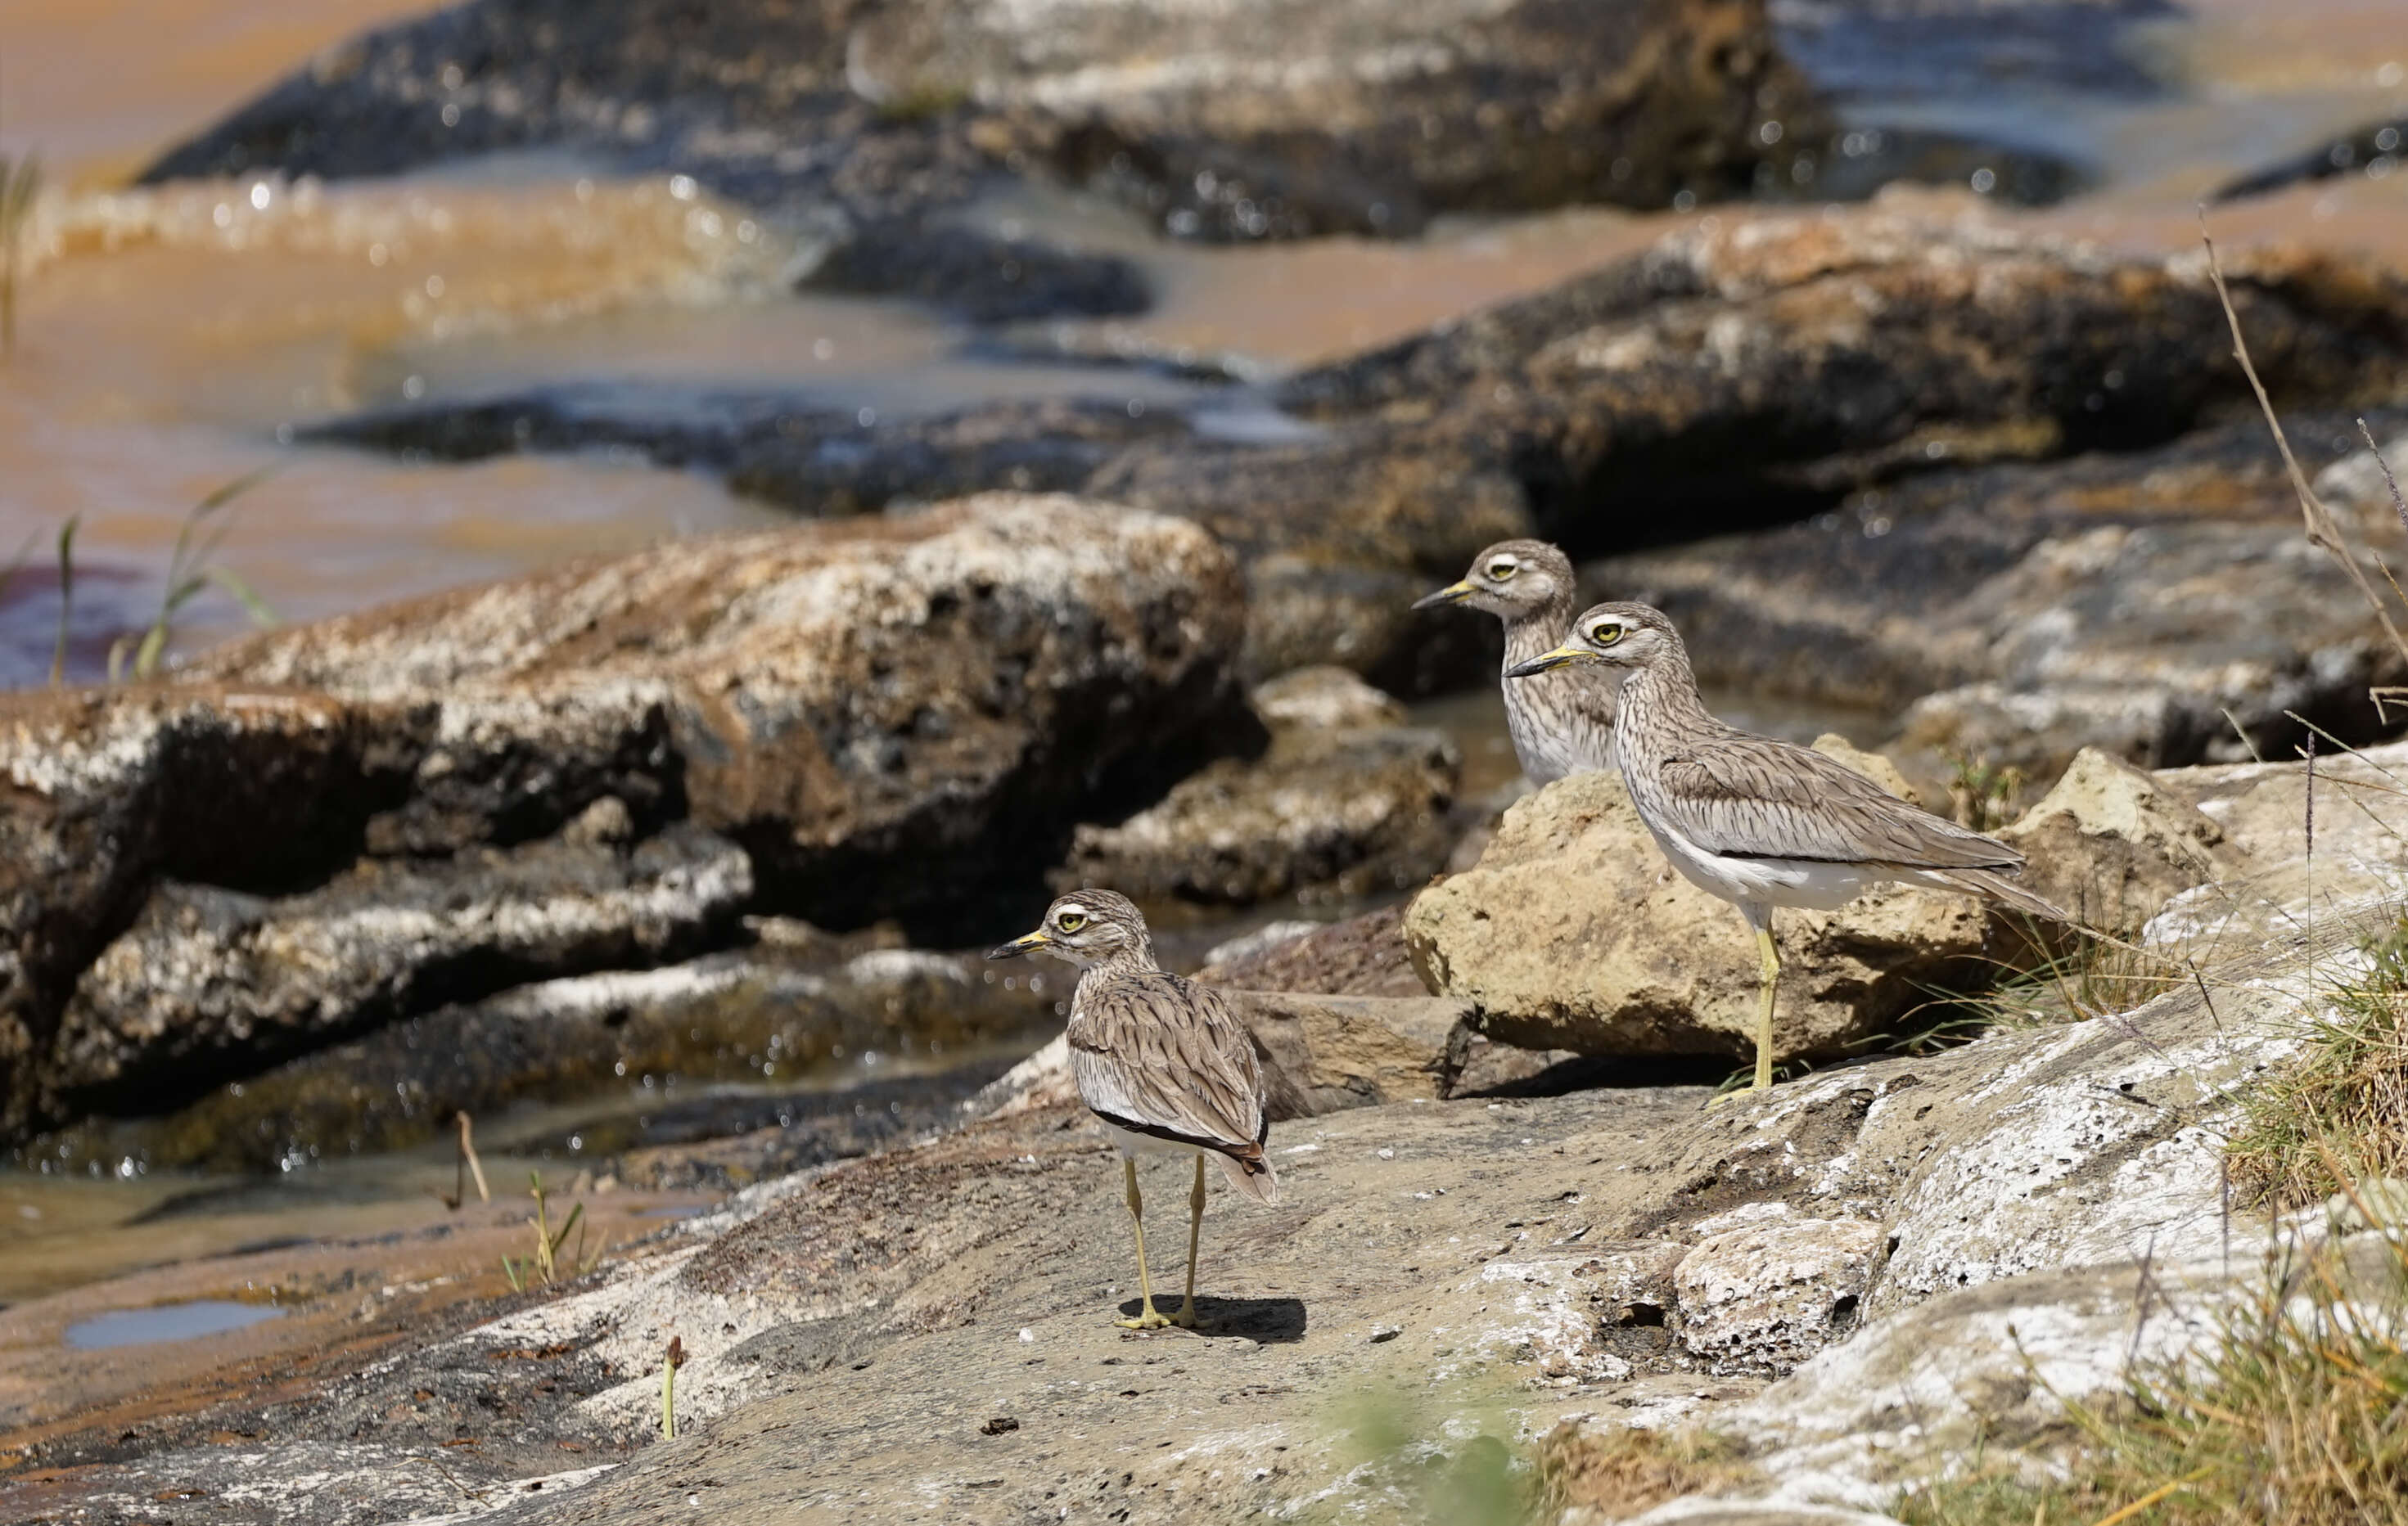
left=83, top=936, right=1055, bottom=1175
left=1192, top=903, right=1429, bottom=998
left=1790, top=124, right=2092, bottom=206
left=1056, top=668, right=1459, bottom=908
left=911, top=0, right=1826, bottom=236
left=789, top=218, right=1150, bottom=323
left=2212, top=116, right=2408, bottom=203
left=956, top=331, right=1269, bottom=387
left=44, top=825, right=751, bottom=1125
left=1599, top=408, right=2408, bottom=778
left=295, top=213, right=2408, bottom=695
left=303, top=390, right=1181, bottom=519
left=0, top=497, right=1242, bottom=1143
left=143, top=0, right=1819, bottom=245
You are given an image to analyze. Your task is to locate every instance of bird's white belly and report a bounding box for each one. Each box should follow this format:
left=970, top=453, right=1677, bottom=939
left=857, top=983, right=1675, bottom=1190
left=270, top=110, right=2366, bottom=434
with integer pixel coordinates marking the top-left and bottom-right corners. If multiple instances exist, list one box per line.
left=1642, top=815, right=1876, bottom=912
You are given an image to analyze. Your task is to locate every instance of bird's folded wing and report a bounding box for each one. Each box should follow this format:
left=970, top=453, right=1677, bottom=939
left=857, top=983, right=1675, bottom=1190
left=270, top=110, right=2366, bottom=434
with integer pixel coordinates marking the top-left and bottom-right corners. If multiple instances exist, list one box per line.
left=1067, top=971, right=1267, bottom=1155
left=1658, top=739, right=2022, bottom=870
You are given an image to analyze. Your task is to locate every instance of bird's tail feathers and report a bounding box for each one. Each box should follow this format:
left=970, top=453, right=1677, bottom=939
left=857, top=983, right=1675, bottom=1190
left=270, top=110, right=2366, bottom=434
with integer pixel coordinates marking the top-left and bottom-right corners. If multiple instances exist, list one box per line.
left=1217, top=1147, right=1278, bottom=1205
left=1923, top=866, right=2069, bottom=924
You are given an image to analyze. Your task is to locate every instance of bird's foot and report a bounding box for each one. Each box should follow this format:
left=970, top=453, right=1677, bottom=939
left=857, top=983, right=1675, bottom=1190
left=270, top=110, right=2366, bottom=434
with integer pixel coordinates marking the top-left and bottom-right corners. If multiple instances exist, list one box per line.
left=1167, top=1301, right=1198, bottom=1330
left=1116, top=1306, right=1174, bottom=1330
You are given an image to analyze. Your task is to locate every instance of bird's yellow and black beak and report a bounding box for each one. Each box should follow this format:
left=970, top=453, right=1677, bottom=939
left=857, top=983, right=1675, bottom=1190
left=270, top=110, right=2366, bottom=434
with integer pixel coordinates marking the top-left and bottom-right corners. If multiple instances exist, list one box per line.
left=985, top=929, right=1050, bottom=961
left=1504, top=646, right=1591, bottom=678
left=1412, top=579, right=1475, bottom=611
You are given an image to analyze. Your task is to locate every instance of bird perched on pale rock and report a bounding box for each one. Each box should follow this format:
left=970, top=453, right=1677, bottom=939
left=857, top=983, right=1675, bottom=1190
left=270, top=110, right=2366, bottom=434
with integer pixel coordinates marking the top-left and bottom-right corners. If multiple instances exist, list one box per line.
left=1508, top=601, right=2066, bottom=1093
left=1415, top=538, right=1617, bottom=783
left=987, top=890, right=1274, bottom=1329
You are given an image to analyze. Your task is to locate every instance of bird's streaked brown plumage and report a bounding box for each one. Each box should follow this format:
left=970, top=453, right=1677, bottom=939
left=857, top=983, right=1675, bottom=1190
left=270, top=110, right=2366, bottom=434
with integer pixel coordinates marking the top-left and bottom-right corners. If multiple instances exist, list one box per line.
left=987, top=890, right=1275, bottom=1327
left=1508, top=602, right=2068, bottom=1091
left=1066, top=963, right=1275, bottom=1200
left=1415, top=538, right=1617, bottom=782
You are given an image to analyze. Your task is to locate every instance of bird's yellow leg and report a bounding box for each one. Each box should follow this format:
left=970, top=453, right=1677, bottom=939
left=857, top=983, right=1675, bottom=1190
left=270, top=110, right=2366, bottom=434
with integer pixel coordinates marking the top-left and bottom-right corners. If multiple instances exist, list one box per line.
left=1753, top=925, right=1780, bottom=1092
left=1170, top=1154, right=1206, bottom=1329
left=1115, top=1156, right=1170, bottom=1330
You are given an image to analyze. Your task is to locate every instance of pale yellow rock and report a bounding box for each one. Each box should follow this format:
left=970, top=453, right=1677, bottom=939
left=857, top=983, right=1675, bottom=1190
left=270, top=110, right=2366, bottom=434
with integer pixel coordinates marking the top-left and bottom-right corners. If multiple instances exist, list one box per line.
left=1402, top=772, right=1986, bottom=1063
left=1994, top=745, right=2228, bottom=938
left=1809, top=732, right=1921, bottom=807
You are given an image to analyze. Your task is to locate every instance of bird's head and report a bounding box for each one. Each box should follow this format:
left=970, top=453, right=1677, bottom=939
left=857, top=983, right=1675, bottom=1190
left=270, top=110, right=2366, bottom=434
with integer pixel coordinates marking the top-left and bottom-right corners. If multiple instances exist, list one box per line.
left=1414, top=539, right=1576, bottom=622
left=1504, top=601, right=1680, bottom=677
left=985, top=889, right=1152, bottom=968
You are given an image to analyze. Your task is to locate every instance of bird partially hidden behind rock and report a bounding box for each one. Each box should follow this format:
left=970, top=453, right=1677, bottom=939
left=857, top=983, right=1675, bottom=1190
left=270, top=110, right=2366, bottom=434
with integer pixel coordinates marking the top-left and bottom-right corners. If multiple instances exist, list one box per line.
left=1508, top=602, right=2068, bottom=1095
left=1414, top=538, right=1617, bottom=783
left=986, top=890, right=1276, bottom=1329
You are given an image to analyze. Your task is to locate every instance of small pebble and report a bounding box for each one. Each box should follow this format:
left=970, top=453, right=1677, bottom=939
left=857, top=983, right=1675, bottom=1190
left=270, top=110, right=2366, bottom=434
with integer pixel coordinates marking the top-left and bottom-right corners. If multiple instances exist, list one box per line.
left=1018, top=1328, right=1035, bottom=1343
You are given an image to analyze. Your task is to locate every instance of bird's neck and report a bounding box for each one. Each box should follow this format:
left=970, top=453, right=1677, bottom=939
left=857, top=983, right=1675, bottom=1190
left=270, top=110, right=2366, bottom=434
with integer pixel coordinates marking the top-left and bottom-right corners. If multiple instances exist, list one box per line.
left=1617, top=648, right=1716, bottom=751
left=1501, top=588, right=1580, bottom=668
left=1077, top=941, right=1159, bottom=985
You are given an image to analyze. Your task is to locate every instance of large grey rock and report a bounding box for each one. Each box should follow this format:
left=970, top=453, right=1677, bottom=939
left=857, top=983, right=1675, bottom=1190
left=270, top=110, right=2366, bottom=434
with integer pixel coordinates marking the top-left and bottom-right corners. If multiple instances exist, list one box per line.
left=1057, top=667, right=1459, bottom=907
left=143, top=0, right=1815, bottom=242
left=1402, top=771, right=1987, bottom=1065
left=47, top=824, right=751, bottom=1120
left=189, top=493, right=1246, bottom=925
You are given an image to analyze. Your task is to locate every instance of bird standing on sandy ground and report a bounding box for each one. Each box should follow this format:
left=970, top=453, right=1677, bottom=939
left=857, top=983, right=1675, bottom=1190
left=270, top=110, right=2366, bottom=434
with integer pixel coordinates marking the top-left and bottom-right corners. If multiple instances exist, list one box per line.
left=1508, top=602, right=2066, bottom=1093
left=987, top=891, right=1276, bottom=1329
left=1415, top=539, right=1618, bottom=783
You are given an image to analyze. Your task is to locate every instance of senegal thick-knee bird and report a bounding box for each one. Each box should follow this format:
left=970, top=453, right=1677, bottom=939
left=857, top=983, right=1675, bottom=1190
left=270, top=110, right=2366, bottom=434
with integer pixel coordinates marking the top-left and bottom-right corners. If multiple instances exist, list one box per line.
left=1507, top=602, right=2065, bottom=1093
left=1414, top=538, right=1617, bottom=782
left=987, top=891, right=1275, bottom=1329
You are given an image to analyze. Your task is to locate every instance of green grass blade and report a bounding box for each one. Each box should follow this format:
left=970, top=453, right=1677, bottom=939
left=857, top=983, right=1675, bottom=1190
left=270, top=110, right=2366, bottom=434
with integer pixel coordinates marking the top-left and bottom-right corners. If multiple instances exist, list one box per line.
left=49, top=515, right=78, bottom=686
left=131, top=622, right=168, bottom=681
left=549, top=1201, right=584, bottom=1258
left=208, top=566, right=277, bottom=627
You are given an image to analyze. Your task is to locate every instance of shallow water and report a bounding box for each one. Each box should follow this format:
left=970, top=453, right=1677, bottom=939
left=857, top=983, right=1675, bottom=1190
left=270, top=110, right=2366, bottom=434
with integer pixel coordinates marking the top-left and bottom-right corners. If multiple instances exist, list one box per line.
left=0, top=0, right=2393, bottom=682
left=61, top=1298, right=284, bottom=1350
left=0, top=0, right=2402, bottom=1312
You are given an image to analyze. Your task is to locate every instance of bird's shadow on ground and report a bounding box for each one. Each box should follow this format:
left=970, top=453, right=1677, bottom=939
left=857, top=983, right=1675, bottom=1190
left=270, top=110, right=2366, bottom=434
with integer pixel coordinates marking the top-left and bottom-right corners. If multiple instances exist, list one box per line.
left=1114, top=1294, right=1306, bottom=1343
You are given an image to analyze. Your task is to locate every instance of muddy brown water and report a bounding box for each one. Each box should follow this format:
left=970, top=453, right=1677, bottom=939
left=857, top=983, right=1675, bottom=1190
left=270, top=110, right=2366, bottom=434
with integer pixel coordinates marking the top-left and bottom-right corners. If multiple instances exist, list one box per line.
left=0, top=0, right=2401, bottom=1348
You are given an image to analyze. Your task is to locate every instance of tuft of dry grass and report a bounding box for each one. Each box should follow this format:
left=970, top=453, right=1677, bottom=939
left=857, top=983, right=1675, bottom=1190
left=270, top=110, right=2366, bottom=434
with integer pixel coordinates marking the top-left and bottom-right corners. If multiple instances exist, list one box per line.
left=1535, top=1422, right=1758, bottom=1520
left=2227, top=908, right=2408, bottom=1211
left=1900, top=1218, right=2408, bottom=1526
left=1961, top=933, right=2189, bottom=1032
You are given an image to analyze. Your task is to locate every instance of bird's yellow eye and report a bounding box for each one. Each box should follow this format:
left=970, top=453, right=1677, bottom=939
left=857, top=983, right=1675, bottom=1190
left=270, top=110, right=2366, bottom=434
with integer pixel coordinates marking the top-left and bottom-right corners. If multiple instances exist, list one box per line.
left=1589, top=622, right=1624, bottom=646
left=1486, top=560, right=1517, bottom=581
left=1055, top=911, right=1088, bottom=933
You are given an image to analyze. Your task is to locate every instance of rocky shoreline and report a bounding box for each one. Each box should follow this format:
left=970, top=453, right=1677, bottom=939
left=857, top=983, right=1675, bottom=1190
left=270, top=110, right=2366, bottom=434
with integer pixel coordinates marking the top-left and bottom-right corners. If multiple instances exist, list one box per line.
left=7, top=735, right=2400, bottom=1522
left=6, top=0, right=2408, bottom=1517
